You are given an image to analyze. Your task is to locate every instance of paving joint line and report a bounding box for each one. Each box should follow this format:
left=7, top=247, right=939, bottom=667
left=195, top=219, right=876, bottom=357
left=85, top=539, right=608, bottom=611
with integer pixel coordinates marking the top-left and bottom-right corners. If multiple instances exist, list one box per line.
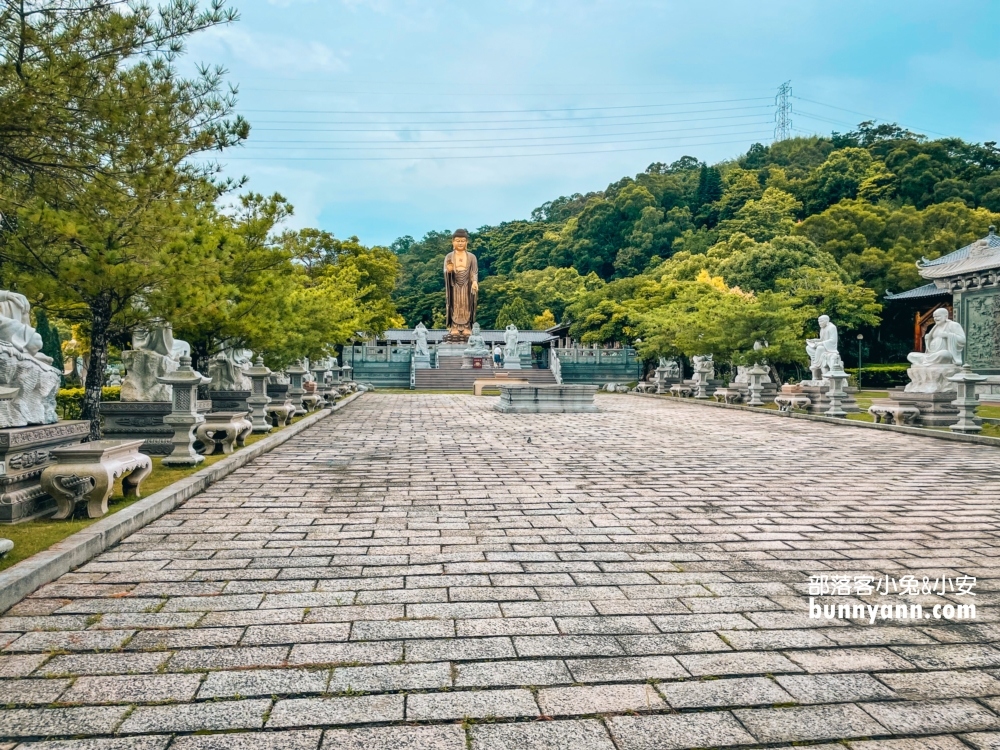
left=0, top=392, right=365, bottom=615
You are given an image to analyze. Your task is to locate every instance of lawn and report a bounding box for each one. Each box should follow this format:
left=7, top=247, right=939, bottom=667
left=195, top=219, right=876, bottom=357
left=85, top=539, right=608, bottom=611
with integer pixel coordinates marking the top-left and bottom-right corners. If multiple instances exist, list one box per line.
left=0, top=415, right=308, bottom=573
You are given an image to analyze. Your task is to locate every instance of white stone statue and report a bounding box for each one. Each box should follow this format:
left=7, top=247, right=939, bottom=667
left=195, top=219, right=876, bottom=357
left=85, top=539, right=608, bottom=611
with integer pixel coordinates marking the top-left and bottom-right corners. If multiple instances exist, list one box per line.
left=106, top=364, right=123, bottom=387
left=805, top=315, right=839, bottom=383
left=692, top=354, right=714, bottom=380
left=209, top=348, right=253, bottom=391
left=657, top=357, right=680, bottom=378
left=0, top=290, right=61, bottom=427
left=414, top=322, right=430, bottom=357
left=121, top=321, right=190, bottom=402
left=463, top=323, right=489, bottom=357
left=503, top=324, right=519, bottom=360
left=904, top=308, right=967, bottom=393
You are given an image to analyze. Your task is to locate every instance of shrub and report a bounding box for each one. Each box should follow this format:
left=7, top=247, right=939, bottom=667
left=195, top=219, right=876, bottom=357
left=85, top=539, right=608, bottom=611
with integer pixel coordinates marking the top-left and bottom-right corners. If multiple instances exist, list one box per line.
left=846, top=363, right=909, bottom=389
left=57, top=387, right=121, bottom=420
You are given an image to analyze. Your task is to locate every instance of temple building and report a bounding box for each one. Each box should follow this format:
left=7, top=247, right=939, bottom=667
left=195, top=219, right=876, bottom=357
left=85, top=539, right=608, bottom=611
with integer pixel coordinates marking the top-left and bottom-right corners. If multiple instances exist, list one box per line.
left=886, top=226, right=1000, bottom=398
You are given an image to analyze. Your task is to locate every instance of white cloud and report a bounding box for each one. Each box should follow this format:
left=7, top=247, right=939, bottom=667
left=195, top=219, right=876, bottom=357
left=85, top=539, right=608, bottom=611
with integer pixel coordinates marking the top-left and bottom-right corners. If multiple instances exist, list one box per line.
left=193, top=26, right=347, bottom=74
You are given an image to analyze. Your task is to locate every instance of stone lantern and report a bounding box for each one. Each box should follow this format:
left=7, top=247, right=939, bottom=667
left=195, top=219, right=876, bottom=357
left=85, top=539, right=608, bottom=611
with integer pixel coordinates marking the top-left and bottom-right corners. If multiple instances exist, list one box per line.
left=747, top=364, right=769, bottom=407
left=824, top=357, right=850, bottom=418
left=341, top=363, right=354, bottom=383
left=948, top=365, right=987, bottom=433
left=311, top=360, right=331, bottom=400
left=246, top=355, right=272, bottom=434
left=286, top=360, right=308, bottom=416
left=156, top=356, right=211, bottom=466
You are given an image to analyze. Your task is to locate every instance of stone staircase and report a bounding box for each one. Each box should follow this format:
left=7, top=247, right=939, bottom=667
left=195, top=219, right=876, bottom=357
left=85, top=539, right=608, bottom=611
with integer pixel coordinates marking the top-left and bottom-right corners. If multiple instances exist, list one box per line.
left=414, top=356, right=557, bottom=391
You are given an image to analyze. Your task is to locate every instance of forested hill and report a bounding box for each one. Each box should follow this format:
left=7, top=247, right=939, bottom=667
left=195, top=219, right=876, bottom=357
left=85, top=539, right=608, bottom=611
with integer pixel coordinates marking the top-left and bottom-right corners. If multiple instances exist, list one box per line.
left=392, top=123, right=1000, bottom=364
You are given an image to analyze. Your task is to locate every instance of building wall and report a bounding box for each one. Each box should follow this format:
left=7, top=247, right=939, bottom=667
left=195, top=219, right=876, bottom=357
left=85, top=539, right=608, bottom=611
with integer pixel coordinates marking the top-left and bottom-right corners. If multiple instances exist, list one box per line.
left=956, top=288, right=1000, bottom=375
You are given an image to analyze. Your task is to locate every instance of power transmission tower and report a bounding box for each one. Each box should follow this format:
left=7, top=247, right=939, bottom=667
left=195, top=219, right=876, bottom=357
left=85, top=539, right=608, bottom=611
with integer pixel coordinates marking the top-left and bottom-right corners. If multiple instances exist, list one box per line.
left=774, top=80, right=792, bottom=141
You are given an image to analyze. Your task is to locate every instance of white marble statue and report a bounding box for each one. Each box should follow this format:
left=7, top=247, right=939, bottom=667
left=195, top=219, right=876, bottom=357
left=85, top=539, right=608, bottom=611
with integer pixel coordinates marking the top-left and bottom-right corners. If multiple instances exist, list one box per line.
left=106, top=364, right=123, bottom=387
left=0, top=291, right=61, bottom=427
left=805, top=315, right=839, bottom=383
left=209, top=348, right=253, bottom=391
left=414, top=322, right=430, bottom=357
left=463, top=323, right=490, bottom=356
left=692, top=354, right=714, bottom=380
left=503, top=324, right=519, bottom=360
left=904, top=308, right=967, bottom=393
left=121, top=321, right=190, bottom=401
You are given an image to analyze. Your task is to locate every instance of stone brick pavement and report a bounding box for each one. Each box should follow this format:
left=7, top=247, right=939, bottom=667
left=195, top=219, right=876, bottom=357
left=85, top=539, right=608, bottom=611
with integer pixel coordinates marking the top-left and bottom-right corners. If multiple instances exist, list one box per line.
left=2, top=393, right=1000, bottom=748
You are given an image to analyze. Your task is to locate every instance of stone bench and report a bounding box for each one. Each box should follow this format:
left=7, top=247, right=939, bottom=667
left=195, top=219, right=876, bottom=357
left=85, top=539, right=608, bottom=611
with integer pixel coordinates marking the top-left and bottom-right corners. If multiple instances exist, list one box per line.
left=301, top=393, right=324, bottom=412
left=632, top=382, right=657, bottom=394
left=868, top=401, right=920, bottom=426
left=40, top=439, right=151, bottom=519
left=713, top=387, right=743, bottom=404
left=473, top=377, right=528, bottom=395
left=495, top=384, right=598, bottom=413
left=195, top=411, right=252, bottom=455
left=266, top=401, right=295, bottom=428
left=669, top=384, right=693, bottom=398
left=774, top=394, right=812, bottom=413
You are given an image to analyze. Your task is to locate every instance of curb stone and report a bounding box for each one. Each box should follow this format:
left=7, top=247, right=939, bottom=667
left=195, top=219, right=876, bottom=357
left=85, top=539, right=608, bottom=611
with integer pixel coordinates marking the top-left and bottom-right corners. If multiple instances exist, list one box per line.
left=632, top=391, right=1000, bottom=449
left=0, top=391, right=364, bottom=614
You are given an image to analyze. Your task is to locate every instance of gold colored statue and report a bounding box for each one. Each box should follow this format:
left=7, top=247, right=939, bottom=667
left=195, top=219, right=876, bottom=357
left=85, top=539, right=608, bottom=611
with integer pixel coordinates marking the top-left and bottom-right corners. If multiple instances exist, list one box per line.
left=444, top=228, right=478, bottom=338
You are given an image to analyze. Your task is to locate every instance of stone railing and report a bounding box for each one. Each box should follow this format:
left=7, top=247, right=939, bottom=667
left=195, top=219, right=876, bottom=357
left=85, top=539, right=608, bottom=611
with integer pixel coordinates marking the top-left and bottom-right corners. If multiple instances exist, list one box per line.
left=350, top=345, right=413, bottom=363
left=550, top=349, right=563, bottom=384
left=552, top=347, right=638, bottom=364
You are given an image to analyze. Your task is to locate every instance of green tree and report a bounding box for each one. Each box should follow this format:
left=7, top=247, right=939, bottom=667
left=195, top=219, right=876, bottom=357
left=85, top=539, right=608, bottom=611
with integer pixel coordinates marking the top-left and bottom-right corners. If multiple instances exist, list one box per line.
left=495, top=297, right=533, bottom=330
left=33, top=308, right=65, bottom=375
left=0, top=2, right=246, bottom=438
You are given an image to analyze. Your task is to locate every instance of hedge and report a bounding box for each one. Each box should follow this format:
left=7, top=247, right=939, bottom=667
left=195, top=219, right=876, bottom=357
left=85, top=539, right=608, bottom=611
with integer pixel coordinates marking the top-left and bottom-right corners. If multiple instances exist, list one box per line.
left=845, top=363, right=909, bottom=389
left=57, top=387, right=121, bottom=420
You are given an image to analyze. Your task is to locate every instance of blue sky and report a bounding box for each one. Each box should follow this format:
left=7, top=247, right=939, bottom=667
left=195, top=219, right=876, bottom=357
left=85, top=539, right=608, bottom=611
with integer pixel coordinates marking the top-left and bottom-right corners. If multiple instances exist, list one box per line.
left=187, top=0, right=1000, bottom=246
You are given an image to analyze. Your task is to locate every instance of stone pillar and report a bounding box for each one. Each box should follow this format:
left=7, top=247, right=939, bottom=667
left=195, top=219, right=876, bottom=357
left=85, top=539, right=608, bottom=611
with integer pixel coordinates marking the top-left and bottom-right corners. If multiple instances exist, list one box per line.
left=246, top=356, right=272, bottom=434
left=156, top=356, right=211, bottom=467
left=747, top=364, right=768, bottom=407
left=825, top=364, right=849, bottom=418
left=948, top=366, right=987, bottom=434
left=341, top=364, right=354, bottom=382
left=286, top=360, right=308, bottom=416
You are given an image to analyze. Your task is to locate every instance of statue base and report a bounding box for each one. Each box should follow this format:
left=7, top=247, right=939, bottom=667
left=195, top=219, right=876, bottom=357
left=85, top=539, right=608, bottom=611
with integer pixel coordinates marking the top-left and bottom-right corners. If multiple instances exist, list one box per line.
left=102, top=400, right=213, bottom=456
left=503, top=359, right=523, bottom=370
left=442, top=332, right=469, bottom=344
left=0, top=421, right=90, bottom=523
left=414, top=353, right=431, bottom=370
left=209, top=390, right=251, bottom=412
left=685, top=378, right=723, bottom=399
left=904, top=364, right=963, bottom=394
left=798, top=383, right=859, bottom=414
left=889, top=388, right=959, bottom=428
left=462, top=351, right=490, bottom=368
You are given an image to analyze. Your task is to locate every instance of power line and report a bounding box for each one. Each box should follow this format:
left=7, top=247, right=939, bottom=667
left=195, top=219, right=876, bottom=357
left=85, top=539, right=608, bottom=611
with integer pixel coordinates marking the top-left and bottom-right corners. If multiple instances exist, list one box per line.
left=791, top=96, right=948, bottom=137
left=248, top=104, right=776, bottom=129
left=239, top=96, right=774, bottom=116
left=196, top=135, right=773, bottom=162
left=250, top=112, right=772, bottom=136
left=774, top=81, right=792, bottom=141
left=242, top=122, right=775, bottom=148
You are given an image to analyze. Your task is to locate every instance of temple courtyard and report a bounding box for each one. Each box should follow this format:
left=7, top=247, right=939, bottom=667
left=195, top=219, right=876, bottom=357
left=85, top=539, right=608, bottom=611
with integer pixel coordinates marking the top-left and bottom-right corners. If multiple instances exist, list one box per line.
left=3, top=393, right=1000, bottom=749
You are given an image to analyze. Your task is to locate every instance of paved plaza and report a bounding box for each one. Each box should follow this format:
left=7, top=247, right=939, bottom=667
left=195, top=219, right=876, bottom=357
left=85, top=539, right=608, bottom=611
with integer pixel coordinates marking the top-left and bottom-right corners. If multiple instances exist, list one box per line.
left=4, top=393, right=1000, bottom=748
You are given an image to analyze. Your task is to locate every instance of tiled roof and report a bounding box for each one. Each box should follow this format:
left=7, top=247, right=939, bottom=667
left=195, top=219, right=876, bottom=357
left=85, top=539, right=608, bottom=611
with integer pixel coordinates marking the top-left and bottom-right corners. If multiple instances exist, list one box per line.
left=918, top=226, right=1000, bottom=269
left=884, top=283, right=950, bottom=301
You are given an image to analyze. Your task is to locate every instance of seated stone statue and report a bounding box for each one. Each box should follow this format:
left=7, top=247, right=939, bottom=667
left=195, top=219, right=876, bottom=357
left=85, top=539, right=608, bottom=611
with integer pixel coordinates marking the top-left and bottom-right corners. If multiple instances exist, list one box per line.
left=121, top=321, right=189, bottom=401
left=805, top=315, right=839, bottom=383
left=0, top=290, right=61, bottom=427
left=209, top=348, right=253, bottom=391
left=904, top=308, right=967, bottom=393
left=692, top=354, right=714, bottom=380
left=463, top=323, right=489, bottom=356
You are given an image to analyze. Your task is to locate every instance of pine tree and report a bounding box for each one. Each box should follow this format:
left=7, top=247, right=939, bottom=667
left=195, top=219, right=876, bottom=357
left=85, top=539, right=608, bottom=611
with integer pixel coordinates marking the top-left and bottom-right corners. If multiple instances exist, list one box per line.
left=695, top=165, right=724, bottom=207
left=34, top=310, right=65, bottom=374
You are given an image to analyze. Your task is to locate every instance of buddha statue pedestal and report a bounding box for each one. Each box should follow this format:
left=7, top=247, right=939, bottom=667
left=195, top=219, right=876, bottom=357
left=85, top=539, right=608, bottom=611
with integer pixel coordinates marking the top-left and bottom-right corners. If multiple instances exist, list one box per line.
left=101, top=400, right=212, bottom=456
left=0, top=420, right=90, bottom=523
left=888, top=388, right=959, bottom=428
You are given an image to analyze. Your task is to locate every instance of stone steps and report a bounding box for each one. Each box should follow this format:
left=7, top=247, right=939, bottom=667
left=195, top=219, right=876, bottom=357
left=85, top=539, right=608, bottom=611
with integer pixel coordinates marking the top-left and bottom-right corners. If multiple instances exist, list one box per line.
left=415, top=358, right=556, bottom=390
